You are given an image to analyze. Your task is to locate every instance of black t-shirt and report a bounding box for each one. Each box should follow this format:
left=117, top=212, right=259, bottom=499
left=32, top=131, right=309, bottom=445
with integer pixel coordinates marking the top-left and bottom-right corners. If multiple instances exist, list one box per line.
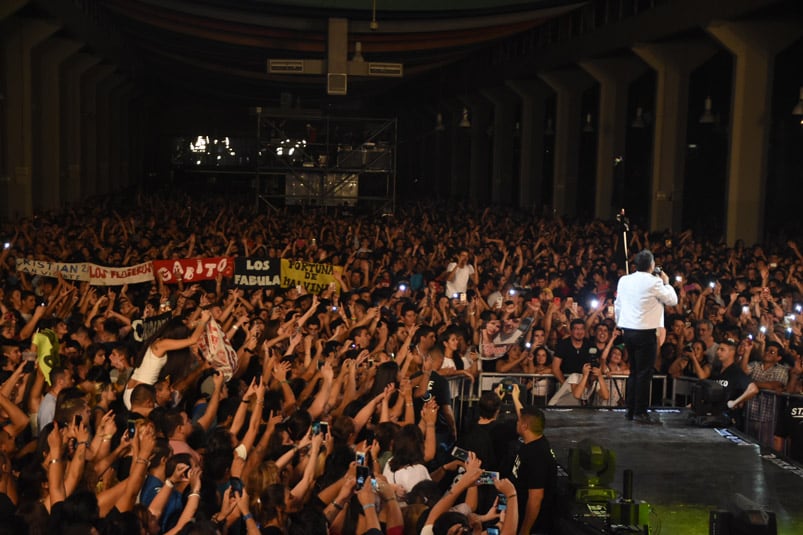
left=457, top=419, right=518, bottom=473
left=555, top=338, right=594, bottom=375
left=510, top=436, right=557, bottom=533
left=711, top=363, right=751, bottom=401
left=414, top=371, right=452, bottom=437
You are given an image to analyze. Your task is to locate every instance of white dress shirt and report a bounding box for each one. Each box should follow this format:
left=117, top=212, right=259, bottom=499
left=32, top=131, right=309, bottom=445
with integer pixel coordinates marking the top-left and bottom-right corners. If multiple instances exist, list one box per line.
left=614, top=271, right=678, bottom=330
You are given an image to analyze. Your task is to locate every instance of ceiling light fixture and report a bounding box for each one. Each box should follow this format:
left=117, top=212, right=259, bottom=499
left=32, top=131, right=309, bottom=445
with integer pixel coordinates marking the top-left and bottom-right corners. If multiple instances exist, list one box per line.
left=583, top=113, right=594, bottom=133
left=699, top=96, right=715, bottom=124
left=435, top=113, right=445, bottom=131
left=370, top=0, right=379, bottom=31
left=459, top=107, right=471, bottom=128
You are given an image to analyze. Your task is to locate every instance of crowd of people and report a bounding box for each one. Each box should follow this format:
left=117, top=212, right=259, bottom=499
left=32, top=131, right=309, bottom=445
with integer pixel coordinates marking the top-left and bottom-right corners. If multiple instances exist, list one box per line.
left=0, top=191, right=802, bottom=534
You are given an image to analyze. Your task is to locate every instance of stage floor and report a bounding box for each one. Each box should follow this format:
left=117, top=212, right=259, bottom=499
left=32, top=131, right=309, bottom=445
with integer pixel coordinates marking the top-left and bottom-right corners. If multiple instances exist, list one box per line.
left=543, top=408, right=803, bottom=534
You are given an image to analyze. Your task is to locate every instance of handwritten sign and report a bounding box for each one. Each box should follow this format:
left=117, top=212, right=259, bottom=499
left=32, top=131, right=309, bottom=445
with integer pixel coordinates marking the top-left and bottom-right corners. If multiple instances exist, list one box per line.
left=152, top=257, right=234, bottom=283
left=234, top=257, right=281, bottom=287
left=280, top=259, right=342, bottom=294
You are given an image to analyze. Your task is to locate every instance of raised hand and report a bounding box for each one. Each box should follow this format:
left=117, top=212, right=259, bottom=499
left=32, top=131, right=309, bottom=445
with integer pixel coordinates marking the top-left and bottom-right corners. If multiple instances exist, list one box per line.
left=47, top=422, right=63, bottom=461
left=421, top=399, right=438, bottom=426
left=273, top=361, right=291, bottom=383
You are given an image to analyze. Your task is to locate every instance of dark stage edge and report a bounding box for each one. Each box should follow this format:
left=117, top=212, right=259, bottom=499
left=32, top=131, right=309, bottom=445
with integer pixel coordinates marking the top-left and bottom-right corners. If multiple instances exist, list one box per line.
left=542, top=408, right=803, bottom=534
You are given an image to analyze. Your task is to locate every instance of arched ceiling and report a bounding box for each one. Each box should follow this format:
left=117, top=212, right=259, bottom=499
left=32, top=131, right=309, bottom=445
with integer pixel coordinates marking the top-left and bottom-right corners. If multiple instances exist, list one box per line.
left=92, top=0, right=585, bottom=104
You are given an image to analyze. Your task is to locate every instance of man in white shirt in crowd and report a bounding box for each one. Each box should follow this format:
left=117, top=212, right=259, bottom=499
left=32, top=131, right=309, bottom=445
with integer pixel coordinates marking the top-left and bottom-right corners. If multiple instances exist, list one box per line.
left=443, top=249, right=478, bottom=298
left=615, top=250, right=677, bottom=425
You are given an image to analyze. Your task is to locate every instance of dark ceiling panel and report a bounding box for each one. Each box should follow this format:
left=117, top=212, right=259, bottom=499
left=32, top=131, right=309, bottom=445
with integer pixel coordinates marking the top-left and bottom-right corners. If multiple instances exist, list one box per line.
left=92, top=0, right=585, bottom=103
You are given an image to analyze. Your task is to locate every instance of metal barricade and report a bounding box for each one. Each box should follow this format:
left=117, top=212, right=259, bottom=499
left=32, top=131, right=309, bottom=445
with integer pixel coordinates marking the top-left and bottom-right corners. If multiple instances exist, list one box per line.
left=652, top=374, right=668, bottom=405
left=470, top=372, right=667, bottom=408
left=772, top=392, right=803, bottom=458
left=671, top=376, right=698, bottom=407
left=477, top=372, right=558, bottom=406
left=444, top=375, right=470, bottom=432
left=602, top=375, right=628, bottom=407
left=744, top=390, right=781, bottom=450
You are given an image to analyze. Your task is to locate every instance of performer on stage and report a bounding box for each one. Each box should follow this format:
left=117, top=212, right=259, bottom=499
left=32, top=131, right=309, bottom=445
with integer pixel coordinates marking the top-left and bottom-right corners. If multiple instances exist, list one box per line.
left=614, top=250, right=677, bottom=424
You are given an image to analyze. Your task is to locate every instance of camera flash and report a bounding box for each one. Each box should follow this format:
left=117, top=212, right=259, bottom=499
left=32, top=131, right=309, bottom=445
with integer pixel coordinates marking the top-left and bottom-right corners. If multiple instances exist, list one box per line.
left=675, top=275, right=682, bottom=282
left=590, top=299, right=599, bottom=309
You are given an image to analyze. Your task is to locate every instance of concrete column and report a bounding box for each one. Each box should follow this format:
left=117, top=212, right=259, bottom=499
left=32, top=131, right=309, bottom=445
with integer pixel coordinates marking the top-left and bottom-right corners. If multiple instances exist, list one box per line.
left=480, top=86, right=518, bottom=205
left=109, top=82, right=134, bottom=191
left=61, top=53, right=100, bottom=204
left=80, top=64, right=115, bottom=198
left=34, top=37, right=82, bottom=212
left=707, top=20, right=803, bottom=245
left=460, top=95, right=492, bottom=205
left=633, top=40, right=717, bottom=232
left=539, top=69, right=594, bottom=218
left=96, top=74, right=125, bottom=195
left=1, top=18, right=59, bottom=220
left=507, top=79, right=550, bottom=211
left=580, top=56, right=648, bottom=221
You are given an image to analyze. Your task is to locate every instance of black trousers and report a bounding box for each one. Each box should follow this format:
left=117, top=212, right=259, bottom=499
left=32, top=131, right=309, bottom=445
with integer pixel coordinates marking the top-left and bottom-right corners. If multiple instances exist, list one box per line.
left=623, top=328, right=657, bottom=415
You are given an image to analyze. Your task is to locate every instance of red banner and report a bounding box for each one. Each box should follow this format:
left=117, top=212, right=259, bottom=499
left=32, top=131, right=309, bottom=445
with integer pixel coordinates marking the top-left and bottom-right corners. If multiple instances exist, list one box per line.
left=152, top=257, right=234, bottom=283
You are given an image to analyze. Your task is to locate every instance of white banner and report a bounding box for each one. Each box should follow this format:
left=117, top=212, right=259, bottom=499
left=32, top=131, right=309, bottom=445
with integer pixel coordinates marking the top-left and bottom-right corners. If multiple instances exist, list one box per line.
left=16, top=259, right=89, bottom=281
left=16, top=258, right=155, bottom=285
left=87, top=262, right=155, bottom=285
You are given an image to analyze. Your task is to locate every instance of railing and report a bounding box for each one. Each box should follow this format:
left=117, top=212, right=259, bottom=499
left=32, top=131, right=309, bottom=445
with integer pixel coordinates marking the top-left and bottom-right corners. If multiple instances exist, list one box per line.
left=671, top=376, right=698, bottom=407
left=444, top=372, right=803, bottom=459
left=473, top=372, right=667, bottom=408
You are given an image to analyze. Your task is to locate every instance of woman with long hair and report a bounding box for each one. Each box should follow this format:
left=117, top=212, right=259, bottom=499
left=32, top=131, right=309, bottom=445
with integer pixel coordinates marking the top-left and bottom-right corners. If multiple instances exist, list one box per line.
left=524, top=346, right=554, bottom=405
left=255, top=484, right=289, bottom=534
left=123, top=310, right=210, bottom=409
left=668, top=339, right=711, bottom=380
left=434, top=332, right=475, bottom=382
left=382, top=424, right=430, bottom=502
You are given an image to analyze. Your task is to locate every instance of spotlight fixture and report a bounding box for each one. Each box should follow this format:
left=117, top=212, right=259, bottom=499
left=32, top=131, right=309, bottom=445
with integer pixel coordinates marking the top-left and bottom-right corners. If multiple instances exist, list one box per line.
left=583, top=113, right=594, bottom=133
left=699, top=96, right=715, bottom=124
left=459, top=107, right=471, bottom=128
